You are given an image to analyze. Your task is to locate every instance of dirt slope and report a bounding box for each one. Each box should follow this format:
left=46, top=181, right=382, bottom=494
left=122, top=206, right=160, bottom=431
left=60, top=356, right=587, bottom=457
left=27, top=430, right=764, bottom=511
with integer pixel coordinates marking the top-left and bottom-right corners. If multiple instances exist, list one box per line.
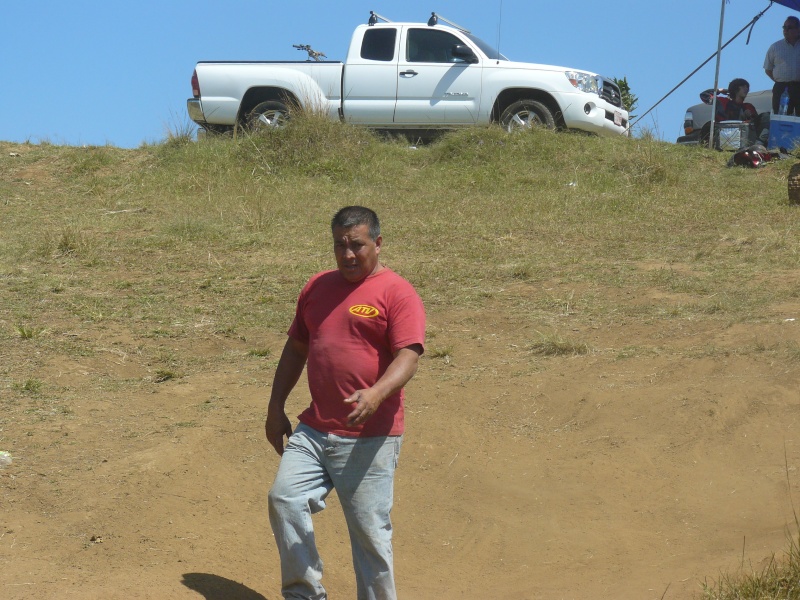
left=2, top=280, right=800, bottom=600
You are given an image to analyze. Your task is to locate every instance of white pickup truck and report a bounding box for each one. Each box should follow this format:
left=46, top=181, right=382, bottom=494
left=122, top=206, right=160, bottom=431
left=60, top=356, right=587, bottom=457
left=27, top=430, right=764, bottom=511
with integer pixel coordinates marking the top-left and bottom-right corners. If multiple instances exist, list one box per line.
left=187, top=12, right=628, bottom=137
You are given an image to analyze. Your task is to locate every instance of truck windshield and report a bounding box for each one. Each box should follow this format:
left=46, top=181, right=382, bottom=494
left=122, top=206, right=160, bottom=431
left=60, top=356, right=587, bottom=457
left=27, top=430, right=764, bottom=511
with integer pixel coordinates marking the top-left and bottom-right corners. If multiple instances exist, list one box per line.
left=465, top=32, right=508, bottom=61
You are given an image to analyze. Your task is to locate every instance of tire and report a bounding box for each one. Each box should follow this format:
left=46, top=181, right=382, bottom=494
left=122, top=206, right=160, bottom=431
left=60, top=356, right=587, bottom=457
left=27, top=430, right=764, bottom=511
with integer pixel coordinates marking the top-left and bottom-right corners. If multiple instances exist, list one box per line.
left=246, top=101, right=290, bottom=131
left=500, top=100, right=556, bottom=132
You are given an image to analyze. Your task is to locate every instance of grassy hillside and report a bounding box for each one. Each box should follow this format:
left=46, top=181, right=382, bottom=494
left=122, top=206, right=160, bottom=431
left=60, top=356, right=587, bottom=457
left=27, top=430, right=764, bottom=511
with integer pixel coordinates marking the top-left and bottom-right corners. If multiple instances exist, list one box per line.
left=2, top=117, right=800, bottom=598
left=3, top=119, right=799, bottom=353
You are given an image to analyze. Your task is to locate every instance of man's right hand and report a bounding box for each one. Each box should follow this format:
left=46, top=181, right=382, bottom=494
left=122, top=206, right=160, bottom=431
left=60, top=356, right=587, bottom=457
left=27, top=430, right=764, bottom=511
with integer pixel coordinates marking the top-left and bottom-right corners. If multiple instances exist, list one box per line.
left=265, top=337, right=308, bottom=456
left=265, top=411, right=293, bottom=456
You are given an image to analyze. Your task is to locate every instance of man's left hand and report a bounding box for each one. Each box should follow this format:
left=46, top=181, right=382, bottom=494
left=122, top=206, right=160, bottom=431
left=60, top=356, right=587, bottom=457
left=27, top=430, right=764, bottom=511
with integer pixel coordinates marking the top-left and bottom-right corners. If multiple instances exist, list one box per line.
left=344, top=388, right=382, bottom=427
left=343, top=346, right=422, bottom=427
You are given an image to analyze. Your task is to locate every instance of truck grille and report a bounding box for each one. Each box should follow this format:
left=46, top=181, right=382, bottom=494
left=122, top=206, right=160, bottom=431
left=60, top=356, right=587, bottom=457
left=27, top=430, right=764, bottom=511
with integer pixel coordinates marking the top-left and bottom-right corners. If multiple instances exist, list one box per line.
left=600, top=79, right=622, bottom=108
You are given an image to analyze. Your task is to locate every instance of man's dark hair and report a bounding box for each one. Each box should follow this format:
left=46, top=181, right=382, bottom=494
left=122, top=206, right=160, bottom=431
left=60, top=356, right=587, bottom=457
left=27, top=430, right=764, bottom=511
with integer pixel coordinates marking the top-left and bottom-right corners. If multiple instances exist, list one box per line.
left=727, top=78, right=750, bottom=98
left=788, top=16, right=800, bottom=27
left=331, top=206, right=381, bottom=240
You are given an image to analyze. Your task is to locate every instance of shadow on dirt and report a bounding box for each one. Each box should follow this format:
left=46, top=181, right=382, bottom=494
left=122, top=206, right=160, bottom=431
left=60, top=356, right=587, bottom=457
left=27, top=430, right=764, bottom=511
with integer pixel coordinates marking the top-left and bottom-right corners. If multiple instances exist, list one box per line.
left=181, top=573, right=269, bottom=600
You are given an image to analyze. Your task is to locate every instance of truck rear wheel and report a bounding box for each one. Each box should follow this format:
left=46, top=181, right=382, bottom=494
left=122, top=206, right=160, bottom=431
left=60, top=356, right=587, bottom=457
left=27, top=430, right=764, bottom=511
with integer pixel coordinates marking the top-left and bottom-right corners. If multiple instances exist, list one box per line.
left=500, top=100, right=555, bottom=132
left=247, top=101, right=290, bottom=131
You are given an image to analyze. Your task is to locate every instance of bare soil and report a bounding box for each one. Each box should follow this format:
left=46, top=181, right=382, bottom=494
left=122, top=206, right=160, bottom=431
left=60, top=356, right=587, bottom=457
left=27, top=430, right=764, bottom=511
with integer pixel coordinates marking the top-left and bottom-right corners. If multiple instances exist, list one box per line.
left=2, top=143, right=800, bottom=599
left=2, top=282, right=800, bottom=600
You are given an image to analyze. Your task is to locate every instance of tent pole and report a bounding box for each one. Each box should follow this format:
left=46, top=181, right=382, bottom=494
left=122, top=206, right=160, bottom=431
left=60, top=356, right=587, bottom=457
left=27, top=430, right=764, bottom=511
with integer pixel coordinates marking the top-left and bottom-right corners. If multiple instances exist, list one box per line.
left=709, top=0, right=727, bottom=149
left=630, top=3, right=773, bottom=132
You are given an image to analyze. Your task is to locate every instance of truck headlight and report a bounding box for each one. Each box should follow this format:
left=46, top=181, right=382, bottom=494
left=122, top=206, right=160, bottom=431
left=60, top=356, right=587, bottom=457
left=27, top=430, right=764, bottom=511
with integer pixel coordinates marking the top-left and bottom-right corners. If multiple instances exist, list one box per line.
left=683, top=111, right=694, bottom=134
left=565, top=71, right=599, bottom=95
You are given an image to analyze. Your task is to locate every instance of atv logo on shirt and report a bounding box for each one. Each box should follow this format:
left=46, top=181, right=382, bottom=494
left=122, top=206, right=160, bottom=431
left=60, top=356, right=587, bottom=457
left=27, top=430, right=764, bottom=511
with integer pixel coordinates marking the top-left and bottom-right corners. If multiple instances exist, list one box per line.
left=349, top=304, right=379, bottom=318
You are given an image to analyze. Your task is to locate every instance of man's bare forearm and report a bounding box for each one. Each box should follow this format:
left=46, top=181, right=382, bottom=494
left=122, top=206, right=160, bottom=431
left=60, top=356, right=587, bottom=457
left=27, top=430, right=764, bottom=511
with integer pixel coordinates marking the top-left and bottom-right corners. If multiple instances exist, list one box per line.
left=265, top=337, right=309, bottom=454
left=344, top=344, right=423, bottom=427
left=369, top=345, right=422, bottom=403
left=268, top=337, right=309, bottom=414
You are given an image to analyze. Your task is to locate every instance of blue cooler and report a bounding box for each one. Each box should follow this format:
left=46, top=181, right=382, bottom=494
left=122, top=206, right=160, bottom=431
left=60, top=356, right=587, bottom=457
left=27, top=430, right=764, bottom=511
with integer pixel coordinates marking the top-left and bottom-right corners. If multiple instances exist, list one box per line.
left=768, top=114, right=800, bottom=149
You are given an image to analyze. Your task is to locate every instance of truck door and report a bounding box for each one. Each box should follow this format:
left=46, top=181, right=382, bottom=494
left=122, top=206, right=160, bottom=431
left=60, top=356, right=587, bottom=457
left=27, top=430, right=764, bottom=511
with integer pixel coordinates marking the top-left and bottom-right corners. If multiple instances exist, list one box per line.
left=394, top=28, right=483, bottom=125
left=341, top=27, right=399, bottom=125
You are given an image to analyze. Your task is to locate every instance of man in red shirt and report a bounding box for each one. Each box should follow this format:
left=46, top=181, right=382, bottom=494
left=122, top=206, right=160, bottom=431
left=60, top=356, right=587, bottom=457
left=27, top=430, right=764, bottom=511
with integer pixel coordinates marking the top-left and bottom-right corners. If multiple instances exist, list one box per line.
left=265, top=206, right=426, bottom=600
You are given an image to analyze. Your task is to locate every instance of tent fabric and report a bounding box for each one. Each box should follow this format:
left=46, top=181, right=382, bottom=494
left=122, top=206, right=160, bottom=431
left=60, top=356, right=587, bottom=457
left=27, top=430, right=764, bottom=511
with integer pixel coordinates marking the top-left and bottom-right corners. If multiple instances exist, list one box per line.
left=773, top=0, right=800, bottom=12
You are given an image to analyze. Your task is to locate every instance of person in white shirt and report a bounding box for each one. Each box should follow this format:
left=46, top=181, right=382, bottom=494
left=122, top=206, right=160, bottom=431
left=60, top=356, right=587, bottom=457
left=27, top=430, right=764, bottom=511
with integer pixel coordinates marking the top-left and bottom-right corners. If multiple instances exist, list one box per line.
left=764, top=16, right=800, bottom=115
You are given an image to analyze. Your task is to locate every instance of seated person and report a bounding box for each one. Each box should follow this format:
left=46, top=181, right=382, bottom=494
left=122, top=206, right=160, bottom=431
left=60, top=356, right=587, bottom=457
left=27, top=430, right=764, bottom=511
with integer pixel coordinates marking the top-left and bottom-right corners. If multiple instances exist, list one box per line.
left=702, top=78, right=770, bottom=147
left=715, top=78, right=758, bottom=122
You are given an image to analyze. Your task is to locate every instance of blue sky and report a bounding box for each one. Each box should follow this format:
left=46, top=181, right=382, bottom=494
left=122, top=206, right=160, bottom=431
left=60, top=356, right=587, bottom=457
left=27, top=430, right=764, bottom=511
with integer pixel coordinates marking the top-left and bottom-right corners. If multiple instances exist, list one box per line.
left=2, top=0, right=797, bottom=148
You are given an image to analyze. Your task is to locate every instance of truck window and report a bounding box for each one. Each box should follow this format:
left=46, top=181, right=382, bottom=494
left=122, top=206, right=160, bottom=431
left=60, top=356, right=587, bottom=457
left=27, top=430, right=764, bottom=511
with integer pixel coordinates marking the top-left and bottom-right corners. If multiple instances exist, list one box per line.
left=361, top=28, right=396, bottom=61
left=407, top=29, right=464, bottom=63
left=464, top=32, right=506, bottom=60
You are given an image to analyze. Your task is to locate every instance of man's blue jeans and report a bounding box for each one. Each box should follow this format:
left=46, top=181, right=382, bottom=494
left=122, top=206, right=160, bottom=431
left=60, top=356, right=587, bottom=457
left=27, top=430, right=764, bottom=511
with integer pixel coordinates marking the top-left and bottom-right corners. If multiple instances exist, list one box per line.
left=268, top=423, right=403, bottom=600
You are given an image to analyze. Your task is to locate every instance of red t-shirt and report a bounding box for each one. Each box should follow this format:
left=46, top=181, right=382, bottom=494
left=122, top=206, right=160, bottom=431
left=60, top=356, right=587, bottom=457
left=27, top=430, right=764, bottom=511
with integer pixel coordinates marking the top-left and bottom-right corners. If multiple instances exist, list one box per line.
left=288, top=268, right=426, bottom=437
left=715, top=96, right=758, bottom=122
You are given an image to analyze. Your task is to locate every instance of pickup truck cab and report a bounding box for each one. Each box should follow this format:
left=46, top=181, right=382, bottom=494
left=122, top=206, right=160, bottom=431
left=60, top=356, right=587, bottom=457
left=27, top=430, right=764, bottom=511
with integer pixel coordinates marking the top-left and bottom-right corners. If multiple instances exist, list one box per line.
left=188, top=12, right=628, bottom=137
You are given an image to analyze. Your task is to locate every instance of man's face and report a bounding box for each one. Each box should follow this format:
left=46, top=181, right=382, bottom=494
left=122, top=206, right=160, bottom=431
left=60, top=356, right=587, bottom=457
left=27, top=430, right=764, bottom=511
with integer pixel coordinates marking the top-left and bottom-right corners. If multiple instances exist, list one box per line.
left=784, top=20, right=799, bottom=43
left=333, top=224, right=382, bottom=283
left=736, top=85, right=749, bottom=101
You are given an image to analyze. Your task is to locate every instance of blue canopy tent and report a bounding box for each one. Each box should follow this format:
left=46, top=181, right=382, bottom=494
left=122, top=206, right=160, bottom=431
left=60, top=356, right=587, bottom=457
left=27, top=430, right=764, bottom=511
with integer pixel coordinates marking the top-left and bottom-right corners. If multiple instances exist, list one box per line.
left=707, top=0, right=800, bottom=146
left=634, top=0, right=800, bottom=144
left=773, top=0, right=800, bottom=9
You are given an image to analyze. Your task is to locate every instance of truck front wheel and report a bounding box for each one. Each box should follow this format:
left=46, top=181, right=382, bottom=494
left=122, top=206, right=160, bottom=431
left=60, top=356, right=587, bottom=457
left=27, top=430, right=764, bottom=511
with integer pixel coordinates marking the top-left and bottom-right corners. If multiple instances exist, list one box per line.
left=247, top=101, right=290, bottom=131
left=500, top=100, right=555, bottom=132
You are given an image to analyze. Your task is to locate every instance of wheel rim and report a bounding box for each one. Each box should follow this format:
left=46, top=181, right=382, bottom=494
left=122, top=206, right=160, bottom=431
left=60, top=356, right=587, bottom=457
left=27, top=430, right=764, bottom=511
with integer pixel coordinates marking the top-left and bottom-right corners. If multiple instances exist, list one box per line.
left=508, top=109, right=542, bottom=130
left=253, top=109, right=287, bottom=129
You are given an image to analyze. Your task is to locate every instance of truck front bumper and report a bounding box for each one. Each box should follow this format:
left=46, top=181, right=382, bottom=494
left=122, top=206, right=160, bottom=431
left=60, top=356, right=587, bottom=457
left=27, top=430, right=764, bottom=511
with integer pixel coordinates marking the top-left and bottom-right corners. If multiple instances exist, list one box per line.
left=560, top=95, right=628, bottom=137
left=676, top=131, right=701, bottom=145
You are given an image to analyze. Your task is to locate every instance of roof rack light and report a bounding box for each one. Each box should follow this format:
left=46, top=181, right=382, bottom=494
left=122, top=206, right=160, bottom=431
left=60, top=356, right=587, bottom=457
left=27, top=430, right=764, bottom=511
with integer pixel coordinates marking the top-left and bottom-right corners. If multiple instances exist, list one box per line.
left=427, top=12, right=470, bottom=33
left=368, top=11, right=392, bottom=25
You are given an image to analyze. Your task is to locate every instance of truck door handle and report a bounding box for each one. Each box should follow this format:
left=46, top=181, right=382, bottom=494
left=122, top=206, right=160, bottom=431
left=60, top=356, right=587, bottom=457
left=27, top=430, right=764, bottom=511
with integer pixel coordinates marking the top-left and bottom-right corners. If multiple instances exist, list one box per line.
left=400, top=70, right=418, bottom=77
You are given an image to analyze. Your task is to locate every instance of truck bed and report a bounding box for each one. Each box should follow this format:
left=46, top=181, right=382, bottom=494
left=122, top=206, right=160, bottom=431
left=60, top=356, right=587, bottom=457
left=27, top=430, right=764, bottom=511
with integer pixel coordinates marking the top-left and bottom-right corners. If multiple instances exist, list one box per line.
left=194, top=61, right=344, bottom=126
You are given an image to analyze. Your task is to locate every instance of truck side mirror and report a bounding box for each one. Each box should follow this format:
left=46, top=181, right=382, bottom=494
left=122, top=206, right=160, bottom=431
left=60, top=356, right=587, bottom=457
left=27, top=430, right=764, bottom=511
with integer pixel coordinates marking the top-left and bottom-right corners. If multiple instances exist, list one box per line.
left=451, top=45, right=478, bottom=64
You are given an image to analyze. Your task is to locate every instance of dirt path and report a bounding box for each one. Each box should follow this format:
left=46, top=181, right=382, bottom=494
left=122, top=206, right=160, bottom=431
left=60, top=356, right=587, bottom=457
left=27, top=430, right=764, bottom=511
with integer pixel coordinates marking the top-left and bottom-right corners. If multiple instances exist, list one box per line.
left=3, top=284, right=800, bottom=600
